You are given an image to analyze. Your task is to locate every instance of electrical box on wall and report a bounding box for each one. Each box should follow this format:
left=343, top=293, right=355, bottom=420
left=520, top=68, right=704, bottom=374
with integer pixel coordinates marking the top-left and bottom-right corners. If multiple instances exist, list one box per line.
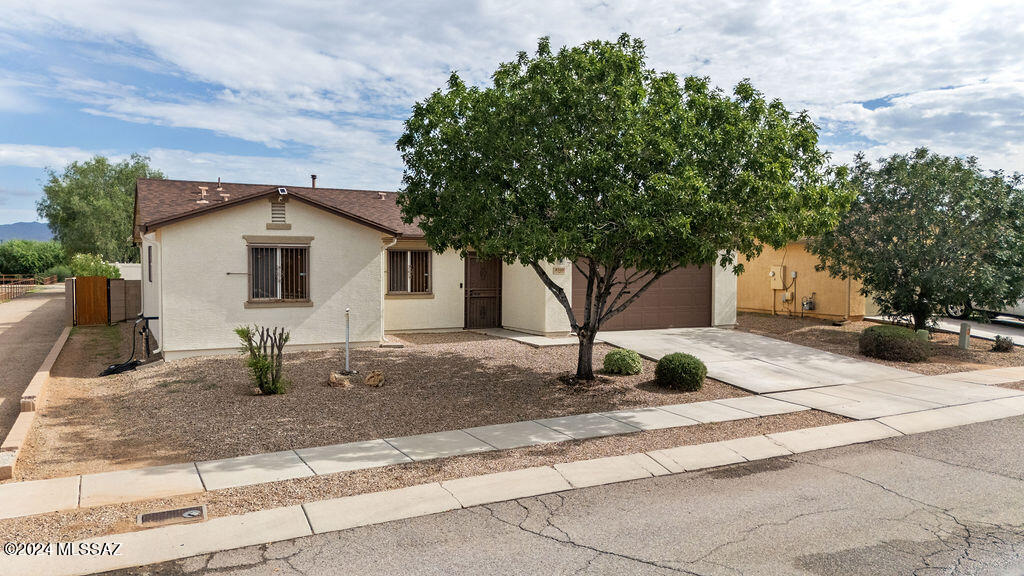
left=769, top=265, right=785, bottom=290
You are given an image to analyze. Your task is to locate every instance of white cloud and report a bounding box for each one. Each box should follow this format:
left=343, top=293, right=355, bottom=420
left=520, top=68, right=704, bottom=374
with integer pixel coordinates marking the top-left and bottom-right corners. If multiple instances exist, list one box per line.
left=1, top=0, right=1023, bottom=175
left=0, top=143, right=98, bottom=168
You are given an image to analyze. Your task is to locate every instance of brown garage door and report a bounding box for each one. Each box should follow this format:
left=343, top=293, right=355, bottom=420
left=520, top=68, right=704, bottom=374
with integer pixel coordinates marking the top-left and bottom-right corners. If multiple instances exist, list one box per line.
left=571, top=264, right=712, bottom=330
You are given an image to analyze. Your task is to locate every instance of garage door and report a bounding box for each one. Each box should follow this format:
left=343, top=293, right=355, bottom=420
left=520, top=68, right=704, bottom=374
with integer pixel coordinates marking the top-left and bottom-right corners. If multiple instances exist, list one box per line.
left=571, top=264, right=712, bottom=330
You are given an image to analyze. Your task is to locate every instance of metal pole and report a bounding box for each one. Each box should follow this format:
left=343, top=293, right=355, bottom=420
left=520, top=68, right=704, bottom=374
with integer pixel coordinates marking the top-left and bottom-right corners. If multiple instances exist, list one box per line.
left=345, top=307, right=351, bottom=372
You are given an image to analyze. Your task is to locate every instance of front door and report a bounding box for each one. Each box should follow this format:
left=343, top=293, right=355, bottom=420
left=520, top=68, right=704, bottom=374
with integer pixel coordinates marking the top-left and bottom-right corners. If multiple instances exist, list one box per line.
left=465, top=254, right=501, bottom=328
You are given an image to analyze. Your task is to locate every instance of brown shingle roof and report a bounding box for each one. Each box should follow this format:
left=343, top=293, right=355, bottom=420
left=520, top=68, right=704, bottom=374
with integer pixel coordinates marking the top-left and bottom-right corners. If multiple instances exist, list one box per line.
left=134, top=178, right=422, bottom=238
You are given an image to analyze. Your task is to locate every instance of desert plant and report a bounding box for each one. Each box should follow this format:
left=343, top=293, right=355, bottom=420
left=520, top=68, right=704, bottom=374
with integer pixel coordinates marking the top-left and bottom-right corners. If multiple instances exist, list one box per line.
left=603, top=349, right=642, bottom=375
left=654, top=353, right=706, bottom=391
left=858, top=325, right=930, bottom=362
left=69, top=253, right=120, bottom=278
left=992, top=335, right=1015, bottom=352
left=235, top=325, right=290, bottom=394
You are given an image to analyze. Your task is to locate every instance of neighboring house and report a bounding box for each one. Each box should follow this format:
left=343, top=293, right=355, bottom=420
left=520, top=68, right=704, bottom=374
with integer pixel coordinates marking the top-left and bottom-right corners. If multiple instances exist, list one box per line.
left=737, top=240, right=865, bottom=322
left=114, top=262, right=142, bottom=281
left=135, top=178, right=738, bottom=360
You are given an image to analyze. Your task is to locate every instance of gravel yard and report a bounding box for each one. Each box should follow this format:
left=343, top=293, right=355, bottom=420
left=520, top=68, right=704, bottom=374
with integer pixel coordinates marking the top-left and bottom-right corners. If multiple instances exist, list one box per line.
left=738, top=312, right=1024, bottom=375
left=0, top=409, right=844, bottom=543
left=15, top=329, right=748, bottom=481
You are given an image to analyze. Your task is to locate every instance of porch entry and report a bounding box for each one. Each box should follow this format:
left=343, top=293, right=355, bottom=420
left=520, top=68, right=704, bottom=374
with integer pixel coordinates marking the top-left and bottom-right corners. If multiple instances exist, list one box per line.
left=465, top=254, right=501, bottom=328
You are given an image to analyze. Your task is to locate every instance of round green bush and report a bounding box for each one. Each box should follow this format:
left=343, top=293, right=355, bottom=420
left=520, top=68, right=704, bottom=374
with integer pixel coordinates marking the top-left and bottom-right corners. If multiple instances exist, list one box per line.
left=858, top=325, right=930, bottom=362
left=654, top=352, right=706, bottom=391
left=603, top=349, right=642, bottom=375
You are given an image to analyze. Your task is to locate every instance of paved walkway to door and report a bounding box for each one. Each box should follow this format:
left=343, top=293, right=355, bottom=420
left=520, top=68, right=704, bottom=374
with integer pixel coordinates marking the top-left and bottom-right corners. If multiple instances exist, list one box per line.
left=0, top=285, right=66, bottom=437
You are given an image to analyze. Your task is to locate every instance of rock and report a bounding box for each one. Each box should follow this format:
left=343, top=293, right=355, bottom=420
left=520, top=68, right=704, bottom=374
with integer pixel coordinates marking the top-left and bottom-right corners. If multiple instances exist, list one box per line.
left=328, top=372, right=352, bottom=388
left=364, top=370, right=384, bottom=387
left=251, top=387, right=263, bottom=396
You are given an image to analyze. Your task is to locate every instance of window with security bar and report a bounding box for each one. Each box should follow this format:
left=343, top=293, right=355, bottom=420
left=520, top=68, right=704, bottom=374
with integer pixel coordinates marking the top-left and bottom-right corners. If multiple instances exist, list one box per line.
left=249, top=245, right=309, bottom=301
left=387, top=250, right=431, bottom=293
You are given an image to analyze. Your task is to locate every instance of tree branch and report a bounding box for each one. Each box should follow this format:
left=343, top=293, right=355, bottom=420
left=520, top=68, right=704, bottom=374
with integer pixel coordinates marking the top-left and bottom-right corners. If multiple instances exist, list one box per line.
left=530, top=262, right=579, bottom=332
left=600, top=267, right=677, bottom=323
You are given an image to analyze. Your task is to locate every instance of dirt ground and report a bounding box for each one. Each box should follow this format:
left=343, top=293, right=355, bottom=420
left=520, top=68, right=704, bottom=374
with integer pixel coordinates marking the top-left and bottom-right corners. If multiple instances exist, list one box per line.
left=0, top=409, right=844, bottom=542
left=15, top=328, right=748, bottom=481
left=737, top=313, right=1024, bottom=375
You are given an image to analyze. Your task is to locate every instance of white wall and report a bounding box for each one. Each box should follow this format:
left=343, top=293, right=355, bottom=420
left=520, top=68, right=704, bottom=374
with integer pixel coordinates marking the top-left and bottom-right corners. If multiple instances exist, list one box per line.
left=157, top=198, right=383, bottom=359
left=384, top=247, right=465, bottom=332
left=140, top=233, right=162, bottom=348
left=502, top=260, right=572, bottom=336
left=114, top=262, right=142, bottom=281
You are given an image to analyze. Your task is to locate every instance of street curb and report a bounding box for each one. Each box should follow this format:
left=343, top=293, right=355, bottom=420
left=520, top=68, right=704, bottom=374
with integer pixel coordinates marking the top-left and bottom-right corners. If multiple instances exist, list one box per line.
left=0, top=325, right=71, bottom=481
left=12, top=408, right=1024, bottom=576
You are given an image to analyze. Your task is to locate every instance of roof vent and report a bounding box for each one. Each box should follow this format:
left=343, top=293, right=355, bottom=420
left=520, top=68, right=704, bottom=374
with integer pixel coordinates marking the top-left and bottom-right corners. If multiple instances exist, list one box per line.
left=378, top=191, right=386, bottom=200
left=216, top=177, right=224, bottom=191
left=277, top=187, right=288, bottom=195
left=311, top=174, right=317, bottom=190
left=196, top=186, right=210, bottom=204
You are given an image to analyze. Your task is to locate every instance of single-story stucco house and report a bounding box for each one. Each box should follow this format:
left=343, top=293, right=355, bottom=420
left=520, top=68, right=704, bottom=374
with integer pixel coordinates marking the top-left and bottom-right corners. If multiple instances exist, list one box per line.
left=736, top=240, right=865, bottom=322
left=134, top=178, right=737, bottom=360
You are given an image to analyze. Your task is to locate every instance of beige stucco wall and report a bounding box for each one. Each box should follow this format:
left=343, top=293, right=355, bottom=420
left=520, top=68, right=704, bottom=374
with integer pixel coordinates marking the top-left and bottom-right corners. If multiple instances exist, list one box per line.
left=157, top=197, right=383, bottom=360
left=712, top=260, right=738, bottom=327
left=384, top=245, right=465, bottom=332
left=737, top=241, right=865, bottom=321
left=502, top=260, right=572, bottom=336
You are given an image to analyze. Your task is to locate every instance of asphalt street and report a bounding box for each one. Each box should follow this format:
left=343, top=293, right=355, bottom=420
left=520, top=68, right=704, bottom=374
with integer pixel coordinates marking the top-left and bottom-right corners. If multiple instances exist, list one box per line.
left=110, top=416, right=1024, bottom=576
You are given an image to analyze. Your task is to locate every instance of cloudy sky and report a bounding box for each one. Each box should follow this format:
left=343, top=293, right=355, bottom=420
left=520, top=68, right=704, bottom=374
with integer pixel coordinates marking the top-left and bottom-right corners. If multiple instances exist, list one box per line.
left=0, top=1, right=1022, bottom=224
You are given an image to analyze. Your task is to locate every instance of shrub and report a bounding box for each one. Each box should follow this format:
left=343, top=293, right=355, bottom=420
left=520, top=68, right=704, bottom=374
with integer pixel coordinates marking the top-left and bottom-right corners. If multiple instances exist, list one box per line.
left=603, top=349, right=642, bottom=375
left=0, top=240, right=64, bottom=275
left=235, top=325, right=290, bottom=394
left=654, top=352, right=706, bottom=391
left=39, top=264, right=72, bottom=282
left=858, top=325, right=930, bottom=362
left=69, top=253, right=120, bottom=278
left=992, top=335, right=1015, bottom=352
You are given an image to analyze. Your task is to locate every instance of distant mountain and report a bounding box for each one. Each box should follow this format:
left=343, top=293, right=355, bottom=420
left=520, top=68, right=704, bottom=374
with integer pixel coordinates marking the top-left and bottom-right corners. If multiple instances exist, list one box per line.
left=0, top=222, right=53, bottom=242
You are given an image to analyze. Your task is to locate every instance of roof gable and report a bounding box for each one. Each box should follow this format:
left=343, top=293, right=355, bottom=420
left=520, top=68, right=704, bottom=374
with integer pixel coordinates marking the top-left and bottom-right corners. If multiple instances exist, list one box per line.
left=134, top=179, right=423, bottom=238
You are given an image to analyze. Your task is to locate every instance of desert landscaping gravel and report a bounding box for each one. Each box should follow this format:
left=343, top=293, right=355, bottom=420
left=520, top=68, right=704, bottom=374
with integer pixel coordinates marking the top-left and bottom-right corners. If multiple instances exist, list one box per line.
left=14, top=329, right=748, bottom=481
left=738, top=313, right=1024, bottom=375
left=0, top=409, right=844, bottom=543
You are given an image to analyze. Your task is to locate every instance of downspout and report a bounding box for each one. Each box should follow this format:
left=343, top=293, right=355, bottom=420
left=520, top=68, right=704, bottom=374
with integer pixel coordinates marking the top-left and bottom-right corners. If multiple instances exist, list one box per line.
left=380, top=235, right=400, bottom=343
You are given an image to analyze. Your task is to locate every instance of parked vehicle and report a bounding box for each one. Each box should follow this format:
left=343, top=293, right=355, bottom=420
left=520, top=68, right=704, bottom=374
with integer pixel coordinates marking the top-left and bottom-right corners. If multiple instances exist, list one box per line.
left=945, top=300, right=1024, bottom=320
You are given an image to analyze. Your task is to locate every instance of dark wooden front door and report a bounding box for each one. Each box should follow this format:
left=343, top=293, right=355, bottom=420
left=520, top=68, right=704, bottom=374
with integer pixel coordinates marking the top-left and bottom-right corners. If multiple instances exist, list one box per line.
left=465, top=255, right=501, bottom=328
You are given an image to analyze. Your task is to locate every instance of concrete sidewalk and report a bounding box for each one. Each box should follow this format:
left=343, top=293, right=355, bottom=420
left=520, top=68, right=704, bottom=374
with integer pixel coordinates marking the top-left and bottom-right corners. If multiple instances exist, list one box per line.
left=868, top=314, right=1024, bottom=345
left=11, top=402, right=1024, bottom=576
left=0, top=286, right=65, bottom=440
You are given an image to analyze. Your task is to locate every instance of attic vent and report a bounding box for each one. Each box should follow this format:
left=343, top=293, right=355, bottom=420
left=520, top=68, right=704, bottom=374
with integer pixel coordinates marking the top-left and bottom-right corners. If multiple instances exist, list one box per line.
left=271, top=201, right=286, bottom=223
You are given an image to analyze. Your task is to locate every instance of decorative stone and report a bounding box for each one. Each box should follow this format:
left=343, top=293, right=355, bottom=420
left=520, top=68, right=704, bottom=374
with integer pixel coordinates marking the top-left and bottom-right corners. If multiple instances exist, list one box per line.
left=364, top=370, right=384, bottom=387
left=328, top=372, right=352, bottom=388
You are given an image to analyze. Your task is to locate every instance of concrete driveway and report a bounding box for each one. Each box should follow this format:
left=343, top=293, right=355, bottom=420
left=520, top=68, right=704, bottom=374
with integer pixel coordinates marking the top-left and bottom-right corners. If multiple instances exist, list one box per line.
left=599, top=328, right=916, bottom=393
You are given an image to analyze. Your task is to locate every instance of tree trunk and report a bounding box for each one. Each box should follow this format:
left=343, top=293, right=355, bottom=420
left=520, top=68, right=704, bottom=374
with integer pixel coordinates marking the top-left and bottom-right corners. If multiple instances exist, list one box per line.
left=575, top=327, right=597, bottom=380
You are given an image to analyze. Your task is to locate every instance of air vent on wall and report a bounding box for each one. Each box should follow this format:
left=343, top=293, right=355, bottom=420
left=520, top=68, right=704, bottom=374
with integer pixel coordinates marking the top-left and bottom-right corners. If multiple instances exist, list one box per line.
left=271, top=201, right=286, bottom=223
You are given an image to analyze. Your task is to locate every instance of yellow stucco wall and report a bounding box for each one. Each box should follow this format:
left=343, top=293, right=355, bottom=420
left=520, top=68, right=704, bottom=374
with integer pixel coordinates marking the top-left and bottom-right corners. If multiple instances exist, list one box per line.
left=736, top=241, right=865, bottom=321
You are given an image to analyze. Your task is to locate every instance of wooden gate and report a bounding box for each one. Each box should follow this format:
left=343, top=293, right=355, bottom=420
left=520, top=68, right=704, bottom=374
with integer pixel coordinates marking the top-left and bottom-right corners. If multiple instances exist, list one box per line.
left=74, top=276, right=109, bottom=325
left=464, top=254, right=501, bottom=329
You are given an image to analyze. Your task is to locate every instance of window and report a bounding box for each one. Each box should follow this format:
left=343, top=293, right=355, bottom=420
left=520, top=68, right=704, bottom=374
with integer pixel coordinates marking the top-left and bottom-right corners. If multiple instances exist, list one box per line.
left=249, top=245, right=309, bottom=301
left=387, top=250, right=431, bottom=293
left=147, top=245, right=153, bottom=282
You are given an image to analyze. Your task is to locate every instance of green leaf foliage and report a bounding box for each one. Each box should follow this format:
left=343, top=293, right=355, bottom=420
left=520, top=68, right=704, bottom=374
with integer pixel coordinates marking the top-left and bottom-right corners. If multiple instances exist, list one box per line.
left=0, top=240, right=65, bottom=275
left=397, top=35, right=851, bottom=380
left=810, top=148, right=1024, bottom=330
left=37, top=154, right=163, bottom=263
left=69, top=253, right=121, bottom=279
left=858, top=325, right=930, bottom=362
left=602, top=348, right=643, bottom=375
left=654, top=352, right=707, bottom=391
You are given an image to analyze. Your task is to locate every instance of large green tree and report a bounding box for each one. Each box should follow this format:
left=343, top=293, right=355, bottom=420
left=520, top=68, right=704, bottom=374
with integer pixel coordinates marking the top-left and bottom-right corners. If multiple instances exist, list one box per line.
left=0, top=240, right=64, bottom=275
left=397, top=35, right=851, bottom=380
left=37, top=154, right=163, bottom=263
left=811, top=148, right=1024, bottom=330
